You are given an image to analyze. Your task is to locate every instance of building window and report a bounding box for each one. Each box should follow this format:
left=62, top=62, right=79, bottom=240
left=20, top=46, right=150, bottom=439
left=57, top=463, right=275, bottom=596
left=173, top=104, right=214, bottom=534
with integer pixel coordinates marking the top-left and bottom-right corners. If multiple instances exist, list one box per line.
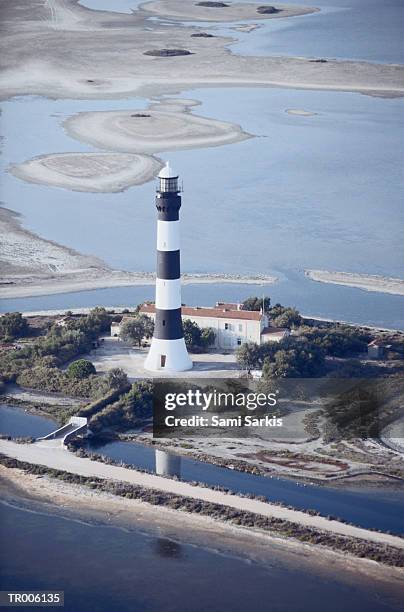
left=237, top=338, right=242, bottom=346
left=225, top=323, right=231, bottom=331
left=162, top=320, right=165, bottom=326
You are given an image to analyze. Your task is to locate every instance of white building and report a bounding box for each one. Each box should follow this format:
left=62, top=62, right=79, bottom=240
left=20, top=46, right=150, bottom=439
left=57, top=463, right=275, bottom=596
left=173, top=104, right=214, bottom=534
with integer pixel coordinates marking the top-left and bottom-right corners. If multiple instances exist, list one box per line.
left=136, top=302, right=289, bottom=350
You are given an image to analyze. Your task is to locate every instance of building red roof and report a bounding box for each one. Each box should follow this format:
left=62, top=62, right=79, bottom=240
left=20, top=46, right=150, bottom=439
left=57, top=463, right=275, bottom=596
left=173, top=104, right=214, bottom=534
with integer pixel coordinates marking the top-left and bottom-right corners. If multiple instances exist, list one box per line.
left=139, top=303, right=262, bottom=321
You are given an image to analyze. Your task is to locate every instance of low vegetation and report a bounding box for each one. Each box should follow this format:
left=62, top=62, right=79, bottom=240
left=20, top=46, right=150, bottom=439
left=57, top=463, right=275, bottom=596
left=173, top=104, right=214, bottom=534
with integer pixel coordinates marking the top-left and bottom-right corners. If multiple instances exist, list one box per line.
left=88, top=381, right=153, bottom=432
left=197, top=2, right=230, bottom=7
left=237, top=298, right=384, bottom=377
left=0, top=308, right=126, bottom=400
left=67, top=359, right=96, bottom=380
left=2, top=455, right=403, bottom=567
left=144, top=49, right=193, bottom=57
left=0, top=312, right=29, bottom=342
left=257, top=5, right=280, bottom=14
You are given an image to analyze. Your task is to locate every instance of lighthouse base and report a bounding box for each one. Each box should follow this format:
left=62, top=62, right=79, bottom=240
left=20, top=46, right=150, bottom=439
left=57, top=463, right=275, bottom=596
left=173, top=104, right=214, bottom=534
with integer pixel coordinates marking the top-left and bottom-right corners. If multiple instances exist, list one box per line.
left=144, top=337, right=193, bottom=372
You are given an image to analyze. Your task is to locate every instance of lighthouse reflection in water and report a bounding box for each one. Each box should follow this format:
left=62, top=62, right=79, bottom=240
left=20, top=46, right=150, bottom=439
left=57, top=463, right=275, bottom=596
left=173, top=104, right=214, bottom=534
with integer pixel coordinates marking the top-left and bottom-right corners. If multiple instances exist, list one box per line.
left=155, top=449, right=182, bottom=478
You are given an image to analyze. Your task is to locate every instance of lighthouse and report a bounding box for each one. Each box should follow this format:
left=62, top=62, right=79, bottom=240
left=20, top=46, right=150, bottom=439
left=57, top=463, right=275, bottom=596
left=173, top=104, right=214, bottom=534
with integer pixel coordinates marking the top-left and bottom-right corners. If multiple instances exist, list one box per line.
left=144, top=163, right=192, bottom=372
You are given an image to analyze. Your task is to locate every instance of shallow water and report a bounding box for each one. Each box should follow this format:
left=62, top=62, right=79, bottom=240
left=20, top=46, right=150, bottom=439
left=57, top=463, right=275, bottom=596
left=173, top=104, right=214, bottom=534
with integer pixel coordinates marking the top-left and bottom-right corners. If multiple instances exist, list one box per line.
left=2, top=279, right=404, bottom=330
left=1, top=404, right=403, bottom=533
left=0, top=501, right=401, bottom=612
left=80, top=0, right=404, bottom=63
left=1, top=5, right=403, bottom=323
left=228, top=0, right=404, bottom=64
left=0, top=404, right=57, bottom=439
left=86, top=438, right=404, bottom=534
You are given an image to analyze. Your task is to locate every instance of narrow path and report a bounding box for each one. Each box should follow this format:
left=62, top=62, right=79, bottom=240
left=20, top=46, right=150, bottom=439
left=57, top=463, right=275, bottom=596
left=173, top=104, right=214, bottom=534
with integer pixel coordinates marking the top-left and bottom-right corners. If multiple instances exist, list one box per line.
left=1, top=439, right=403, bottom=549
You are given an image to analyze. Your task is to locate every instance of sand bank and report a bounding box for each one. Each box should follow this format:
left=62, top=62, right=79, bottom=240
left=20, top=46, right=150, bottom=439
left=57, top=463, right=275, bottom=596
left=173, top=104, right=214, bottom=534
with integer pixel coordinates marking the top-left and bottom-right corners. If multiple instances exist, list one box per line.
left=0, top=272, right=276, bottom=299
left=305, top=270, right=404, bottom=296
left=231, top=23, right=261, bottom=33
left=286, top=108, right=317, bottom=116
left=0, top=206, right=105, bottom=277
left=0, top=206, right=276, bottom=299
left=1, top=439, right=403, bottom=549
left=1, top=1, right=403, bottom=101
left=9, top=152, right=163, bottom=193
left=64, top=99, right=251, bottom=153
left=140, top=1, right=318, bottom=22
left=2, top=466, right=403, bottom=591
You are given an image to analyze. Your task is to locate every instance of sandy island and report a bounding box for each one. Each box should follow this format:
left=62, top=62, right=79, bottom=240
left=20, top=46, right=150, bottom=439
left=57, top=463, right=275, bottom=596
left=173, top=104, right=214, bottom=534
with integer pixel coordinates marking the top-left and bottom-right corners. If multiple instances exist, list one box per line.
left=1, top=1, right=403, bottom=101
left=63, top=98, right=251, bottom=154
left=11, top=99, right=250, bottom=192
left=9, top=152, right=164, bottom=193
left=140, top=1, right=318, bottom=22
left=0, top=207, right=276, bottom=299
left=306, top=270, right=404, bottom=296
left=2, top=466, right=403, bottom=594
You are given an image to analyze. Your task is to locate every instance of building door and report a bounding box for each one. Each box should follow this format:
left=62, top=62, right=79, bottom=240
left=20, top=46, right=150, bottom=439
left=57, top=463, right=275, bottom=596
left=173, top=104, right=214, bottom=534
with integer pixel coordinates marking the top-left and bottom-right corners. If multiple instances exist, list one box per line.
left=160, top=355, right=166, bottom=368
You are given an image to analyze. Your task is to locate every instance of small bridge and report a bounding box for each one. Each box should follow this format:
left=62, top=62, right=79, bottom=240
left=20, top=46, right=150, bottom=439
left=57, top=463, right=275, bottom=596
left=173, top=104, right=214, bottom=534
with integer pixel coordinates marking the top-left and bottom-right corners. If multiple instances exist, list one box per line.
left=37, top=416, right=88, bottom=445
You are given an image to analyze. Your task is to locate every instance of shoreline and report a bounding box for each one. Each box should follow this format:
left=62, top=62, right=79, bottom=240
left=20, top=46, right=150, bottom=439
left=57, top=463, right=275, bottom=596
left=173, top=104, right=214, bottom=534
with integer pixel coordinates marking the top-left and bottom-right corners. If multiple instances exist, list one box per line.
left=0, top=272, right=277, bottom=300
left=9, top=152, right=164, bottom=194
left=1, top=439, right=403, bottom=551
left=63, top=98, right=251, bottom=155
left=139, top=1, right=319, bottom=23
left=1, top=1, right=403, bottom=102
left=306, top=269, right=404, bottom=297
left=2, top=466, right=403, bottom=593
left=0, top=205, right=276, bottom=299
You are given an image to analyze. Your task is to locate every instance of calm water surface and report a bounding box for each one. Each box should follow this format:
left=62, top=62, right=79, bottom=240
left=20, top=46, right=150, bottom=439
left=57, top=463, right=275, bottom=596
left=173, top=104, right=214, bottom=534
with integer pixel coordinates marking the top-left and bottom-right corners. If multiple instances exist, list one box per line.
left=0, top=502, right=401, bottom=612
left=1, top=405, right=403, bottom=534
left=86, top=438, right=404, bottom=534
left=2, top=280, right=404, bottom=330
left=1, top=4, right=403, bottom=610
left=0, top=404, right=57, bottom=438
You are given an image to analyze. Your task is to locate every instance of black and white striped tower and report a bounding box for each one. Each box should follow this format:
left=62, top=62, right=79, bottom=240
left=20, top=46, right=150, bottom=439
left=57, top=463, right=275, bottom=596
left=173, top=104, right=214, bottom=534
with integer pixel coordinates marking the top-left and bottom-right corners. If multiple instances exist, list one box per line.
left=144, top=163, right=192, bottom=372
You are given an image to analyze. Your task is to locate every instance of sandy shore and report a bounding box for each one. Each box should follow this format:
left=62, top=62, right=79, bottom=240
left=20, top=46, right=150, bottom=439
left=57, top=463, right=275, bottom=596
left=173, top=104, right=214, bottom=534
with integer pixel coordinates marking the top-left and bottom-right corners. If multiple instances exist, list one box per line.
left=140, top=1, right=318, bottom=22
left=1, top=1, right=403, bottom=101
left=2, top=466, right=403, bottom=592
left=9, top=152, right=163, bottom=193
left=1, top=438, right=403, bottom=549
left=306, top=269, right=404, bottom=296
left=64, top=98, right=251, bottom=154
left=0, top=206, right=276, bottom=299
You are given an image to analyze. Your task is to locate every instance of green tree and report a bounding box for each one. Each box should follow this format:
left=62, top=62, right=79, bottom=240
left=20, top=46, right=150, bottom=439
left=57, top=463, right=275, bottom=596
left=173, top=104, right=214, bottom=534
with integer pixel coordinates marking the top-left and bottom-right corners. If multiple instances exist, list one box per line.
left=106, top=367, right=129, bottom=389
left=120, top=315, right=154, bottom=347
left=269, top=304, right=302, bottom=328
left=262, top=339, right=325, bottom=378
left=242, top=296, right=271, bottom=313
left=201, top=327, right=216, bottom=348
left=236, top=342, right=262, bottom=370
left=299, top=325, right=369, bottom=357
left=0, top=312, right=29, bottom=340
left=67, top=359, right=96, bottom=380
left=183, top=319, right=202, bottom=348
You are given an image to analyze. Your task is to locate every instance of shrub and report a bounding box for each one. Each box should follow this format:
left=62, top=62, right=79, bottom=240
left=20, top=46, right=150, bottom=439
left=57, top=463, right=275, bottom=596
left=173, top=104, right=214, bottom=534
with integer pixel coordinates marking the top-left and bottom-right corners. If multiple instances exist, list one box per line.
left=0, top=312, right=29, bottom=340
left=67, top=359, right=96, bottom=380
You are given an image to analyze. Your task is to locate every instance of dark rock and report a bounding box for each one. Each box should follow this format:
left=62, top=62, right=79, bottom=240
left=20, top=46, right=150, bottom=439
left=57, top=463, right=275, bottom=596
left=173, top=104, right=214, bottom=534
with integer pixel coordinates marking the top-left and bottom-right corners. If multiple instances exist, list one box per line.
left=130, top=113, right=151, bottom=117
left=310, top=58, right=328, bottom=63
left=257, top=5, right=280, bottom=14
left=144, top=49, right=193, bottom=57
left=196, top=2, right=230, bottom=7
left=191, top=32, right=215, bottom=37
